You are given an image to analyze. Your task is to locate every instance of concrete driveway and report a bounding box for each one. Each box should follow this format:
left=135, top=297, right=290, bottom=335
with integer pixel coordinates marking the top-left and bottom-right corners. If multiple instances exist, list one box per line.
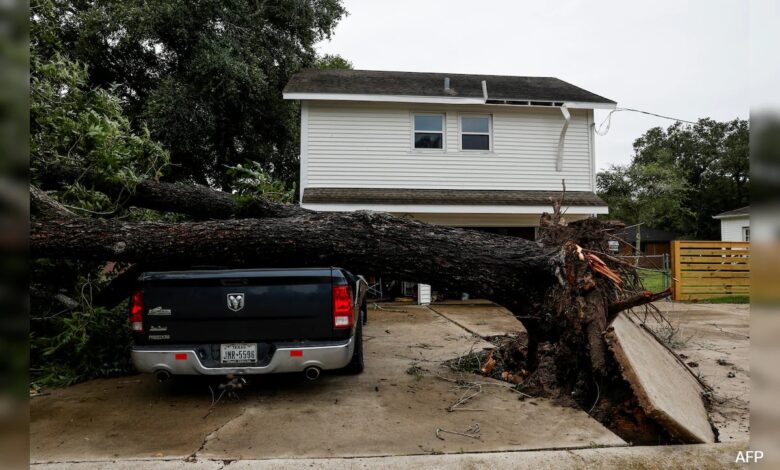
left=31, top=300, right=750, bottom=468
left=31, top=303, right=624, bottom=464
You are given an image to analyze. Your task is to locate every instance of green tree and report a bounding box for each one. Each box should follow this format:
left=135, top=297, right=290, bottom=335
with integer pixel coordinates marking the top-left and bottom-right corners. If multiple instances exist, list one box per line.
left=31, top=0, right=169, bottom=212
left=30, top=0, right=174, bottom=386
left=45, top=0, right=347, bottom=188
left=314, top=53, right=353, bottom=70
left=597, top=118, right=749, bottom=239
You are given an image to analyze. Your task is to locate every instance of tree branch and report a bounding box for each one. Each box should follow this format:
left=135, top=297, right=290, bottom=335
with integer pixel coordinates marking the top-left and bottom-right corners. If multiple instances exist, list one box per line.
left=30, top=185, right=75, bottom=219
left=36, top=164, right=310, bottom=219
left=608, top=288, right=672, bottom=321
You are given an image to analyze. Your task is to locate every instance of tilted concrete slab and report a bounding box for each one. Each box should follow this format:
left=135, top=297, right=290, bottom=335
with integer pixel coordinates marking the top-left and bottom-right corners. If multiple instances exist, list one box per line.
left=606, top=312, right=716, bottom=443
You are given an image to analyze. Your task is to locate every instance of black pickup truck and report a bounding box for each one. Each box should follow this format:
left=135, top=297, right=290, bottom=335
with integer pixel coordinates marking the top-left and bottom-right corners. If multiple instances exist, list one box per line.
left=129, top=267, right=367, bottom=381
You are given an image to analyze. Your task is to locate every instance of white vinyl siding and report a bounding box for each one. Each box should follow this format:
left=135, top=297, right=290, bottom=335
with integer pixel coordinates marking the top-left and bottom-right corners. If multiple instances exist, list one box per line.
left=304, top=101, right=595, bottom=191
left=719, top=216, right=750, bottom=241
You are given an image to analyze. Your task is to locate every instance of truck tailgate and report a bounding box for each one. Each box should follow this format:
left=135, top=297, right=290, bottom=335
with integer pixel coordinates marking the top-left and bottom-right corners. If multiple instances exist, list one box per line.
left=137, top=268, right=335, bottom=344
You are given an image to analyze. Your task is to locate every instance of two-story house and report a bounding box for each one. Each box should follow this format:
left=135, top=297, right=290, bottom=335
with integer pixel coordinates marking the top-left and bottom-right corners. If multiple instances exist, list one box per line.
left=283, top=69, right=615, bottom=240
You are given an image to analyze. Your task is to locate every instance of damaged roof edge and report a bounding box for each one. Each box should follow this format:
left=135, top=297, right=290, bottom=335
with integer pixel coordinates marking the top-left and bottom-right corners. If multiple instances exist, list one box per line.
left=283, top=69, right=616, bottom=107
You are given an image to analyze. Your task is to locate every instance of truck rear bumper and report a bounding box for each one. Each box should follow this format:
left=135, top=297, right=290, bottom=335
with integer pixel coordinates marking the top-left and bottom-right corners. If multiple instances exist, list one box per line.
left=131, top=338, right=354, bottom=376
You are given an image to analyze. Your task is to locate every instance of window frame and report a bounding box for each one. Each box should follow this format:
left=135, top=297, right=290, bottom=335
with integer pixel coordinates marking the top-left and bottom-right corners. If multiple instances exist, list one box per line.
left=458, top=113, right=493, bottom=152
left=742, top=226, right=750, bottom=242
left=411, top=112, right=446, bottom=152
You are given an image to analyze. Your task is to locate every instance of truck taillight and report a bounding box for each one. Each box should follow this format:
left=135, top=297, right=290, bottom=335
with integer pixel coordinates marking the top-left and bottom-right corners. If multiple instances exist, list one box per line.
left=130, top=290, right=144, bottom=332
left=332, top=284, right=353, bottom=329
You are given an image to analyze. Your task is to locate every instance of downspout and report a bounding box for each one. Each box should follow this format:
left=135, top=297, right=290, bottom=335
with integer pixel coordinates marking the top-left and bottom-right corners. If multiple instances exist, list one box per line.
left=481, top=80, right=488, bottom=102
left=556, top=104, right=571, bottom=172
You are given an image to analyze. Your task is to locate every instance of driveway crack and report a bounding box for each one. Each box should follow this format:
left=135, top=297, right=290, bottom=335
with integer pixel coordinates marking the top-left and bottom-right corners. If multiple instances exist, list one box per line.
left=187, top=408, right=247, bottom=462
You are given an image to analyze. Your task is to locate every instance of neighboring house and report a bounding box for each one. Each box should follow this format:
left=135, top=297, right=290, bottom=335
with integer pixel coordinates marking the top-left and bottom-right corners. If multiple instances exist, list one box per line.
left=612, top=225, right=678, bottom=257
left=283, top=69, right=615, bottom=239
left=713, top=206, right=750, bottom=242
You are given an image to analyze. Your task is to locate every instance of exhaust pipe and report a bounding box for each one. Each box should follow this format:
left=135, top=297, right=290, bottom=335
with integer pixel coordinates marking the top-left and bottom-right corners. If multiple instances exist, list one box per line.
left=303, top=366, right=321, bottom=381
left=155, top=370, right=172, bottom=383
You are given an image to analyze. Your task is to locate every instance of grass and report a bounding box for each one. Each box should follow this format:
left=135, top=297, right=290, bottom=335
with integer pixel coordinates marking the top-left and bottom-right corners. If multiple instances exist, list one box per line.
left=638, top=271, right=749, bottom=304
left=687, top=295, right=750, bottom=304
left=639, top=270, right=668, bottom=293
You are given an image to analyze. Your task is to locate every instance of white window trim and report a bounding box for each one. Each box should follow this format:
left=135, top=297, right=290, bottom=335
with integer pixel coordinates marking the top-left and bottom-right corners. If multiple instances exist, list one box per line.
left=742, top=226, right=750, bottom=242
left=458, top=113, right=493, bottom=152
left=410, top=112, right=446, bottom=152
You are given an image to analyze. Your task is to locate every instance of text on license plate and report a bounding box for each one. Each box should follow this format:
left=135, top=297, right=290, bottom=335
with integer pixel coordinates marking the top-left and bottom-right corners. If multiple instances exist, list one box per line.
left=220, top=343, right=257, bottom=363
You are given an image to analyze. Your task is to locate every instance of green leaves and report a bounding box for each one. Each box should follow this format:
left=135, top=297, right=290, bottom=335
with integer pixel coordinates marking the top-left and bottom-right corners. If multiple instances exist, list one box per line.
left=45, top=0, right=347, bottom=188
left=30, top=49, right=169, bottom=201
left=226, top=161, right=295, bottom=203
left=597, top=118, right=749, bottom=239
left=314, top=53, right=353, bottom=70
left=31, top=304, right=134, bottom=387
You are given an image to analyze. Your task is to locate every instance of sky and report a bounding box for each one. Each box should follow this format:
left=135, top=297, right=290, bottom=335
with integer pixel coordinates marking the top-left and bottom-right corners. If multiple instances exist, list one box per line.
left=316, top=0, right=750, bottom=171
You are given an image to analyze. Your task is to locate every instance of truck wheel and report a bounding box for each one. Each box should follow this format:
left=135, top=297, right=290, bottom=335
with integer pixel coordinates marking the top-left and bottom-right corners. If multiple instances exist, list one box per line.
left=342, top=318, right=364, bottom=374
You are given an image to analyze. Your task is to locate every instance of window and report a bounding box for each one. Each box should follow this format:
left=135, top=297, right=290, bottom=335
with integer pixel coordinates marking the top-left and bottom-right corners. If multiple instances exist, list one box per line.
left=413, top=114, right=444, bottom=149
left=742, top=226, right=750, bottom=242
left=460, top=115, right=491, bottom=151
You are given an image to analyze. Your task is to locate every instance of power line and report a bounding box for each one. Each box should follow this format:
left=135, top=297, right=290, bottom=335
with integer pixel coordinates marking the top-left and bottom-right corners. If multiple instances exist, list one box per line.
left=594, top=107, right=699, bottom=136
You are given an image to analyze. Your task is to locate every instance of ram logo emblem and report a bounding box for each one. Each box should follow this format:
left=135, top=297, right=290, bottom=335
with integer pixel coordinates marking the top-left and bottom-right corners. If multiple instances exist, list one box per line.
left=227, top=293, right=245, bottom=312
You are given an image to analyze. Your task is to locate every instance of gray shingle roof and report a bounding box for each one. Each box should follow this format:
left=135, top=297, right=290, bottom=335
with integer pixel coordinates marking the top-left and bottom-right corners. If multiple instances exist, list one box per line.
left=284, top=69, right=615, bottom=104
left=713, top=206, right=750, bottom=219
left=302, top=188, right=606, bottom=207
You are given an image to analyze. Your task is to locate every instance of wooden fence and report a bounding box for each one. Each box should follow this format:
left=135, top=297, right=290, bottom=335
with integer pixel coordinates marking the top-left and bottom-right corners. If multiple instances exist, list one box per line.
left=670, top=241, right=750, bottom=301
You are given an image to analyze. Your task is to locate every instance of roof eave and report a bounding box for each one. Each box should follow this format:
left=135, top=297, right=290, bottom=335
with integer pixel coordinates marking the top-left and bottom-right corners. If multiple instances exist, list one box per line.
left=283, top=92, right=616, bottom=109
left=712, top=213, right=750, bottom=220
left=300, top=202, right=609, bottom=215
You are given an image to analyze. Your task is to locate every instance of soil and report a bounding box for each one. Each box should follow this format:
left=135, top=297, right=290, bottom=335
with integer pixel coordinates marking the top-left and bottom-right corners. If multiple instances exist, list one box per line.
left=446, top=333, right=675, bottom=445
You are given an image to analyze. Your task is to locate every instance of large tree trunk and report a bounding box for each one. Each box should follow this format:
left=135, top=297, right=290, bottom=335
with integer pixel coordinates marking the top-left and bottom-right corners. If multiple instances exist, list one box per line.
left=30, top=207, right=658, bottom=360
left=30, top=211, right=559, bottom=308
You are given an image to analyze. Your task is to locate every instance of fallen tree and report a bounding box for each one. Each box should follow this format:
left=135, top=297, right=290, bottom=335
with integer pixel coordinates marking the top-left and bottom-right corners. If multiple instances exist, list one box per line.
left=30, top=182, right=686, bottom=443
left=36, top=163, right=309, bottom=219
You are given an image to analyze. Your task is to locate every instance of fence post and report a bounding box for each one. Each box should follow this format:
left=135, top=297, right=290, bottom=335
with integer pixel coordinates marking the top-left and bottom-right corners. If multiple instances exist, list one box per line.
left=671, top=240, right=681, bottom=301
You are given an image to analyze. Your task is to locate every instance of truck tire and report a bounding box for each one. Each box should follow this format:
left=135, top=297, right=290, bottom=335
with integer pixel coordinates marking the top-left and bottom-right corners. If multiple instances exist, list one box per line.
left=342, top=317, right=364, bottom=374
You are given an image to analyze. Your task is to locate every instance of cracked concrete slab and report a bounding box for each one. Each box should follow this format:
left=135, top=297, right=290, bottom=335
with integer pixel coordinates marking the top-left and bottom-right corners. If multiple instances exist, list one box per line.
left=31, top=304, right=624, bottom=463
left=29, top=375, right=246, bottom=461
left=428, top=302, right=526, bottom=338
left=649, top=301, right=750, bottom=442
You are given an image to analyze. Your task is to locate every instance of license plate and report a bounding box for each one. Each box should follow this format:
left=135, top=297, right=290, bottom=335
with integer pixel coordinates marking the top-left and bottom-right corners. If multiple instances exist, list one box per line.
left=220, top=343, right=257, bottom=364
